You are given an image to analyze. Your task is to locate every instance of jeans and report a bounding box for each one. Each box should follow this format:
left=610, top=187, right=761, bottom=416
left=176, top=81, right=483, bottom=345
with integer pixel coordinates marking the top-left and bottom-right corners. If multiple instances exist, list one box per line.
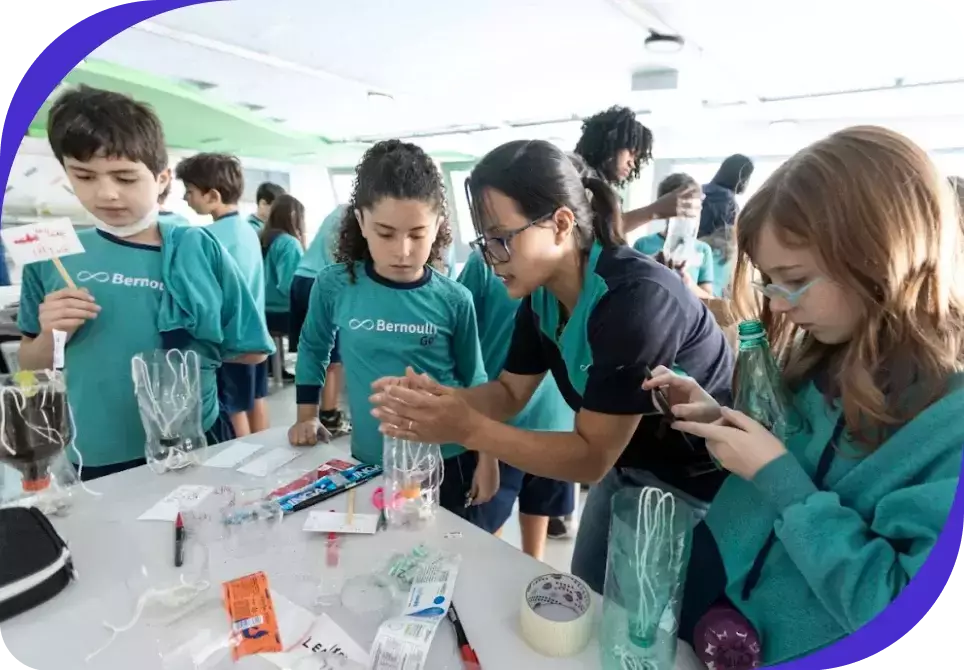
left=571, top=468, right=708, bottom=595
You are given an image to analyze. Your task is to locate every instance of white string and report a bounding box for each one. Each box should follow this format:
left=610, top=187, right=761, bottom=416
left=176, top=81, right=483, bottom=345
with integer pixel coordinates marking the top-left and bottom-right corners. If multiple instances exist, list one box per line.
left=84, top=575, right=212, bottom=663
left=631, top=487, right=684, bottom=647
left=67, top=402, right=101, bottom=498
left=131, top=350, right=200, bottom=438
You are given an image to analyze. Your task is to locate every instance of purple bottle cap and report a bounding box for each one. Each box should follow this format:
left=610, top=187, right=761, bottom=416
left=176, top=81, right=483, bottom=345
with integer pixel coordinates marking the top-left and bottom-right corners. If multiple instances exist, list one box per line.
left=693, top=604, right=762, bottom=670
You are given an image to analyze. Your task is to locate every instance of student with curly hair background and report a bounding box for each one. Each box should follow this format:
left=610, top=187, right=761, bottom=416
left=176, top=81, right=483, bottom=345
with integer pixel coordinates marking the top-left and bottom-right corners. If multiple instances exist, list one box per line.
left=574, top=105, right=702, bottom=235
left=288, top=140, right=505, bottom=528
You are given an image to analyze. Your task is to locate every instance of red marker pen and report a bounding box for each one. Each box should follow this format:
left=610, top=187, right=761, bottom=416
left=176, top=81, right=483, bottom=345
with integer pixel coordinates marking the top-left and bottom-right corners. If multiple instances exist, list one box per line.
left=447, top=603, right=481, bottom=669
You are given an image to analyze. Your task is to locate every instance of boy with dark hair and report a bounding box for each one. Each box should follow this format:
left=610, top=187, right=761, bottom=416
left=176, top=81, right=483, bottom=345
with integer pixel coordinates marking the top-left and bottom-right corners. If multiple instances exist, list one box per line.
left=157, top=181, right=189, bottom=226
left=574, top=105, right=701, bottom=235
left=176, top=153, right=270, bottom=437
left=250, top=182, right=286, bottom=232
left=20, top=85, right=272, bottom=480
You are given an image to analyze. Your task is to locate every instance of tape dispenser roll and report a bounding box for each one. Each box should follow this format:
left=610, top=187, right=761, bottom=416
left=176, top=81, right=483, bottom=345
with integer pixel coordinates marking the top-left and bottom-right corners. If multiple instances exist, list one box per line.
left=519, top=573, right=594, bottom=657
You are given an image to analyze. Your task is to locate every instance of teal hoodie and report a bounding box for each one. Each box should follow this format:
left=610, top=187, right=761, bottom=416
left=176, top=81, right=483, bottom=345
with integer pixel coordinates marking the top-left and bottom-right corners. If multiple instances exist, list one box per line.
left=704, top=377, right=964, bottom=664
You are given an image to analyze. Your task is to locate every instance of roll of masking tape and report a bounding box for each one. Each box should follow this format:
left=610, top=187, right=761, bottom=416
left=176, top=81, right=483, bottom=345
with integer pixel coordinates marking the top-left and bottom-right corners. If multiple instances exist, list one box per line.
left=519, top=573, right=594, bottom=657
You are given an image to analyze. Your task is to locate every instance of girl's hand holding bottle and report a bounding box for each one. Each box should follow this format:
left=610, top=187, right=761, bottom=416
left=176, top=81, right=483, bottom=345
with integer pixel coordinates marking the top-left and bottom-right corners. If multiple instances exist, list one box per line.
left=642, top=366, right=788, bottom=481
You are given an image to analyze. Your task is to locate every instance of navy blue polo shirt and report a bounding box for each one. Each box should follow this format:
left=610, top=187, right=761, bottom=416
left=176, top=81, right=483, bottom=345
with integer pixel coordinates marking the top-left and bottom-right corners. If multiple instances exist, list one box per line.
left=503, top=243, right=733, bottom=501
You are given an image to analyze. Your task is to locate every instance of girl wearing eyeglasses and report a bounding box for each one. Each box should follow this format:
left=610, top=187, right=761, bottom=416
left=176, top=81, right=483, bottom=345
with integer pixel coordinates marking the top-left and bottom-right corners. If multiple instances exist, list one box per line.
left=644, top=126, right=964, bottom=666
left=369, top=139, right=734, bottom=593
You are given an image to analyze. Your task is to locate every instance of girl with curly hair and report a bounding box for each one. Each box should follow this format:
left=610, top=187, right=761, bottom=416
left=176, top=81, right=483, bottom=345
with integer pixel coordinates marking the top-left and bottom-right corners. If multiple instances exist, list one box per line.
left=289, top=140, right=501, bottom=528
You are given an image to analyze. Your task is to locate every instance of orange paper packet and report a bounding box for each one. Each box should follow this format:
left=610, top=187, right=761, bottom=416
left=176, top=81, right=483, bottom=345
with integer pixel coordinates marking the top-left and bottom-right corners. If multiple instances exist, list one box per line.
left=222, top=571, right=282, bottom=660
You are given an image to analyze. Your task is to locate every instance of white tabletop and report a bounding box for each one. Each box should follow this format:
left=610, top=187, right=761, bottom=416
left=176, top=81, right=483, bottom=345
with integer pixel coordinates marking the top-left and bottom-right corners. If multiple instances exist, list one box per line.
left=0, top=428, right=705, bottom=670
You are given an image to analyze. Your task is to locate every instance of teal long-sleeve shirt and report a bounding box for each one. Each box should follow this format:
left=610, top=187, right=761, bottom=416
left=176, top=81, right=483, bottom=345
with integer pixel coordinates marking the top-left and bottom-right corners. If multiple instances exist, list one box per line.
left=295, top=261, right=487, bottom=464
left=704, top=377, right=964, bottom=664
left=264, top=233, right=304, bottom=313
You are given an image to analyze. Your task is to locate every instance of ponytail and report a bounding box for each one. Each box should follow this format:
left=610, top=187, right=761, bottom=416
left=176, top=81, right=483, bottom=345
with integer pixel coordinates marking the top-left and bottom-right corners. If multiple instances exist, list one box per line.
left=582, top=177, right=625, bottom=248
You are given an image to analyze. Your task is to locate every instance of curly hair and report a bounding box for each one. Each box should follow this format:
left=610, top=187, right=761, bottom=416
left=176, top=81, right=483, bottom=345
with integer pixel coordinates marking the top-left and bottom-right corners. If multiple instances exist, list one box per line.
left=574, top=106, right=653, bottom=187
left=335, top=140, right=453, bottom=282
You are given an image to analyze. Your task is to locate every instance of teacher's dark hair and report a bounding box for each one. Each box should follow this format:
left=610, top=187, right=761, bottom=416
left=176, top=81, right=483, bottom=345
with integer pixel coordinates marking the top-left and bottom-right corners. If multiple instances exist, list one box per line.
left=467, top=139, right=624, bottom=254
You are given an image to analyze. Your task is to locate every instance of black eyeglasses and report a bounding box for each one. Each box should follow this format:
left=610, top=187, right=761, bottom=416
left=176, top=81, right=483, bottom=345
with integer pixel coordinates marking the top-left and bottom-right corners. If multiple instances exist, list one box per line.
left=469, top=214, right=554, bottom=265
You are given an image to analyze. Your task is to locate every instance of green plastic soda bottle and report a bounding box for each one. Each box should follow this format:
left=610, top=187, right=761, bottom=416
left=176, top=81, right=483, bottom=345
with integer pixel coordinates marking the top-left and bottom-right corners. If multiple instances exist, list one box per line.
left=733, top=320, right=798, bottom=441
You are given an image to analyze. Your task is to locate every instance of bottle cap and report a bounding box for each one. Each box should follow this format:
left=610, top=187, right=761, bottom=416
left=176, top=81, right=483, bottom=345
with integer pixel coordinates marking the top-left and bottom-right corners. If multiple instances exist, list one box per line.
left=737, top=319, right=766, bottom=341
left=22, top=475, right=51, bottom=492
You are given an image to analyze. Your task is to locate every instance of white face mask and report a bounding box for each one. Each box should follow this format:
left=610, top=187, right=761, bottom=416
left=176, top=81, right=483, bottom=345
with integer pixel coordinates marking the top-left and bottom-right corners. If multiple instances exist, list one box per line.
left=92, top=205, right=159, bottom=238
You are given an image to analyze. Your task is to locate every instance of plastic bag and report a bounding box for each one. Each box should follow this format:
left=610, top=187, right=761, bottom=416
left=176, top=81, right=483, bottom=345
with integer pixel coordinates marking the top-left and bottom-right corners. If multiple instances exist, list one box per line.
left=381, top=436, right=442, bottom=529
left=132, top=349, right=204, bottom=474
left=0, top=370, right=80, bottom=514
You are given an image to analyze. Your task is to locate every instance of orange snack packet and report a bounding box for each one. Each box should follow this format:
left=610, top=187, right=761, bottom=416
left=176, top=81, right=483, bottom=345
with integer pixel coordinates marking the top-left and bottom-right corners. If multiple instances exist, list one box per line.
left=222, top=571, right=282, bottom=660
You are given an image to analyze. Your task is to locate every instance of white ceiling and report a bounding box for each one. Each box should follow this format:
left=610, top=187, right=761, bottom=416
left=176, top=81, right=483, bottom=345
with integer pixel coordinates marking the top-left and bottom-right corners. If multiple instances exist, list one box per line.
left=88, top=0, right=964, bottom=143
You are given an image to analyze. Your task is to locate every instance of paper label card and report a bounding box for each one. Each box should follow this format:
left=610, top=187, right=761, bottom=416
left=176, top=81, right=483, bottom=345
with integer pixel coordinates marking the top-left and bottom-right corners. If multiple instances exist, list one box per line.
left=203, top=442, right=265, bottom=468
left=261, top=612, right=369, bottom=669
left=1, top=219, right=85, bottom=266
left=303, top=511, right=379, bottom=535
left=238, top=448, right=301, bottom=477
left=137, top=485, right=213, bottom=522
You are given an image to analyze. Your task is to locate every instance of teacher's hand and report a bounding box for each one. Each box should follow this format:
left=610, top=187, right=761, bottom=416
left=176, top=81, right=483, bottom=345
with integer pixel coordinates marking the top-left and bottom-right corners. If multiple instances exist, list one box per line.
left=371, top=366, right=435, bottom=395
left=672, top=408, right=787, bottom=480
left=370, top=377, right=480, bottom=445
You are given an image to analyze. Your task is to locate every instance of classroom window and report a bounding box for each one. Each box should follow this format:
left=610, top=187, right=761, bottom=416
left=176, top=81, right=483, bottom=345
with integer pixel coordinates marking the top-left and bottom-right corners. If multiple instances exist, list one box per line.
left=329, top=171, right=355, bottom=205
left=242, top=168, right=291, bottom=202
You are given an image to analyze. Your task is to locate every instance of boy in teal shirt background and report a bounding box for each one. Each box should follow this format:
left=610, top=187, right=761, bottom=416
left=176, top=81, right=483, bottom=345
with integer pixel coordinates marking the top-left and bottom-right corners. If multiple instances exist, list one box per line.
left=177, top=153, right=270, bottom=437
left=458, top=249, right=575, bottom=559
left=290, top=205, right=350, bottom=436
left=18, top=85, right=271, bottom=480
left=248, top=181, right=285, bottom=233
left=634, top=173, right=716, bottom=299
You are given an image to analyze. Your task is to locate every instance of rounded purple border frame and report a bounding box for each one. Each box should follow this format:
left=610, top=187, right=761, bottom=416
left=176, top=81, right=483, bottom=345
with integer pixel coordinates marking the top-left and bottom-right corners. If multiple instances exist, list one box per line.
left=0, top=1, right=961, bottom=668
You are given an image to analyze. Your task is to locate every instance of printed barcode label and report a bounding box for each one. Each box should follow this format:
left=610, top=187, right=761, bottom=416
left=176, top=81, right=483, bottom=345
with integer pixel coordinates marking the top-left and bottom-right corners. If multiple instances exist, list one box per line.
left=233, top=615, right=264, bottom=631
left=373, top=640, right=405, bottom=669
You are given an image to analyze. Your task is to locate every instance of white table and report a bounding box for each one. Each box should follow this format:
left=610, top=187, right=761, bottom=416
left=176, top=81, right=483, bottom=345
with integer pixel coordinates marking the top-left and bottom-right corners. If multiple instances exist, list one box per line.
left=0, top=428, right=705, bottom=669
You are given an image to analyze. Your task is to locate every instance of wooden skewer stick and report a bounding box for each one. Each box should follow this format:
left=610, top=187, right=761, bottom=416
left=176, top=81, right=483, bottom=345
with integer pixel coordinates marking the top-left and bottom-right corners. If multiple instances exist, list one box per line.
left=346, top=489, right=355, bottom=526
left=52, top=258, right=76, bottom=289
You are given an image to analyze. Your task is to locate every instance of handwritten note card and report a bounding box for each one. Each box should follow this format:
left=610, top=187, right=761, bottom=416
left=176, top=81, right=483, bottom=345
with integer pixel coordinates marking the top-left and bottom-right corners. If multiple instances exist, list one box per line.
left=1, top=219, right=85, bottom=266
left=137, top=485, right=213, bottom=522
left=261, top=610, right=368, bottom=669
left=303, top=511, right=380, bottom=535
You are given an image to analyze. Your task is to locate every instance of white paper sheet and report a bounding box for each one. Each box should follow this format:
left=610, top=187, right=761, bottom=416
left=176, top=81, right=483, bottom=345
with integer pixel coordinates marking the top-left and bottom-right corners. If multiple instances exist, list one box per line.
left=238, top=449, right=301, bottom=477
left=261, top=606, right=368, bottom=669
left=269, top=590, right=317, bottom=652
left=303, top=511, right=379, bottom=535
left=137, top=485, right=213, bottom=522
left=203, top=442, right=265, bottom=468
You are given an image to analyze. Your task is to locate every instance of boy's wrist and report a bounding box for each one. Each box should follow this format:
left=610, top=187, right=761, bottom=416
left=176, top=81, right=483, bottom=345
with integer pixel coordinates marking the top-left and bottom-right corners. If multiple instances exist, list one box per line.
left=296, top=403, right=320, bottom=423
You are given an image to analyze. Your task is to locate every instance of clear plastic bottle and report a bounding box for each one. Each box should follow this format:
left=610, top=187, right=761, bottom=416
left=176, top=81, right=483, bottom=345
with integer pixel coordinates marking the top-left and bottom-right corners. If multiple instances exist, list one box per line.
left=132, top=349, right=204, bottom=474
left=0, top=370, right=77, bottom=514
left=733, top=320, right=799, bottom=441
left=381, top=436, right=443, bottom=528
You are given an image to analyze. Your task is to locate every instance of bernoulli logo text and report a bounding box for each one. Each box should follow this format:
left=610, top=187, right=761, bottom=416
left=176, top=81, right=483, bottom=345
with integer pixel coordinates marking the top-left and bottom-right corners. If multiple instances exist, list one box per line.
left=348, top=318, right=438, bottom=335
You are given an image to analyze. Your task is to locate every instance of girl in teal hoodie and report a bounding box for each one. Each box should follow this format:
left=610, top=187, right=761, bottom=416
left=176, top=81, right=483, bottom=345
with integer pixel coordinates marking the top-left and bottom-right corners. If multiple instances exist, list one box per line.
left=646, top=125, right=964, bottom=666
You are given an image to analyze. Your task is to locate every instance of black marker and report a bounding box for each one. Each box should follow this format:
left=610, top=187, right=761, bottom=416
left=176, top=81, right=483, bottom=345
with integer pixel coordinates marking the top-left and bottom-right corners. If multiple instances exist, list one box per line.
left=174, top=513, right=185, bottom=568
